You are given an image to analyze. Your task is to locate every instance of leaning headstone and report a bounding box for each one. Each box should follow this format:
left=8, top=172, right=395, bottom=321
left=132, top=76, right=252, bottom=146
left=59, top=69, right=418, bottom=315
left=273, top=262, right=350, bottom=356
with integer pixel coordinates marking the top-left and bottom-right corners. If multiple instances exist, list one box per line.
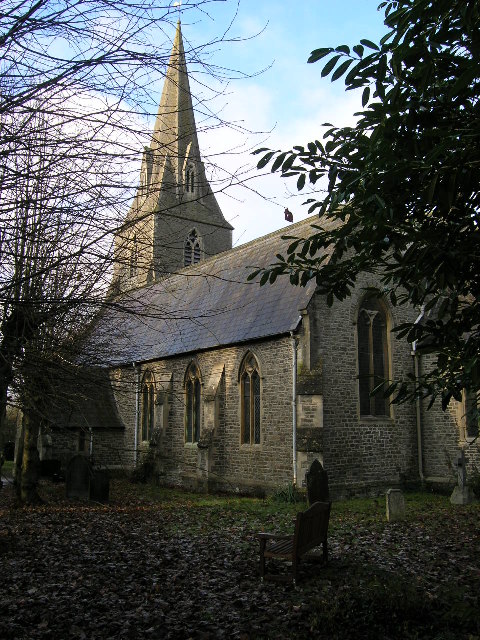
left=89, top=469, right=110, bottom=504
left=450, top=450, right=475, bottom=505
left=306, top=459, right=329, bottom=504
left=386, top=488, right=405, bottom=522
left=66, top=455, right=91, bottom=499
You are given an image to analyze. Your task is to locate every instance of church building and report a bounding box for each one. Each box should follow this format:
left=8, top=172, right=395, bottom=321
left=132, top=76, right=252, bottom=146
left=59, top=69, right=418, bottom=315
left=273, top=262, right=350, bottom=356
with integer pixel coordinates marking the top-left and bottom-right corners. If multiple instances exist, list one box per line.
left=51, top=22, right=479, bottom=497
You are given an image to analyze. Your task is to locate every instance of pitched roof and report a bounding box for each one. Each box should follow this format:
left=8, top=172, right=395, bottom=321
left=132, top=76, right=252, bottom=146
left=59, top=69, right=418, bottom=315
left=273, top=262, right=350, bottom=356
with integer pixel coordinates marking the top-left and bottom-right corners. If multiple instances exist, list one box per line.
left=47, top=368, right=124, bottom=431
left=90, top=217, right=321, bottom=366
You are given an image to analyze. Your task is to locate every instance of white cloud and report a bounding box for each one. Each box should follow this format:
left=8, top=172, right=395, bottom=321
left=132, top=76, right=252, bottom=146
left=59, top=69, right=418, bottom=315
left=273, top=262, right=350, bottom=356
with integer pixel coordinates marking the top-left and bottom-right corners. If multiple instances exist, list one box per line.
left=197, top=71, right=365, bottom=245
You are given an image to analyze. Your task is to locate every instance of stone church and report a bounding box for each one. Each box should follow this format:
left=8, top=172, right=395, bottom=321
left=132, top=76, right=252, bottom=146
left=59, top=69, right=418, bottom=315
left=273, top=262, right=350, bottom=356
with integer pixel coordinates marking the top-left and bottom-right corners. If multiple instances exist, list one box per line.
left=50, top=22, right=479, bottom=497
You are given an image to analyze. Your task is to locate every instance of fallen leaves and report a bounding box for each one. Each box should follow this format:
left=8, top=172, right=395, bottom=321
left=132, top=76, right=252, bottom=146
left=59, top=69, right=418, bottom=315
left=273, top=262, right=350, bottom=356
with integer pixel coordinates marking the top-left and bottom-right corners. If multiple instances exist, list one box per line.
left=0, top=481, right=479, bottom=639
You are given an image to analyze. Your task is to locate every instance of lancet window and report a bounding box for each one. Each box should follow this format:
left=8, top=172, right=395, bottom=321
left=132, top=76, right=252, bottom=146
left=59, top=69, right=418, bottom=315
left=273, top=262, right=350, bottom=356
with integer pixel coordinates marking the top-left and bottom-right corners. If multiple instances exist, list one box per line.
left=240, top=353, right=261, bottom=444
left=357, top=296, right=390, bottom=417
left=141, top=371, right=155, bottom=441
left=184, top=230, right=201, bottom=267
left=185, top=362, right=201, bottom=443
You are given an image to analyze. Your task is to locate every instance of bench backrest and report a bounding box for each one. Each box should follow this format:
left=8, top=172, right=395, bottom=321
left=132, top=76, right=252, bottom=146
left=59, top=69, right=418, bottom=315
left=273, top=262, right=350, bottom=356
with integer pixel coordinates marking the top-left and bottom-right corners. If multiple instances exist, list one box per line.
left=293, top=501, right=331, bottom=556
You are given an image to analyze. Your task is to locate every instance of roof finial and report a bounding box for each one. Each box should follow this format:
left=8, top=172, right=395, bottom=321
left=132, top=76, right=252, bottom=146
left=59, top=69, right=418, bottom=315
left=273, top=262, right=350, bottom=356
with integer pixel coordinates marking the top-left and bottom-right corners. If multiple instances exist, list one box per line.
left=173, top=1, right=181, bottom=21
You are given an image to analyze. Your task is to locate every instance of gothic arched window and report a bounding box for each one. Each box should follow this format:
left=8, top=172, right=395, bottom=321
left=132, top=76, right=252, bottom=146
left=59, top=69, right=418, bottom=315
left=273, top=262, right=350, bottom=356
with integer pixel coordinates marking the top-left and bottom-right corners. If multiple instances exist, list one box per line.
left=141, top=371, right=155, bottom=441
left=357, top=296, right=390, bottom=417
left=185, top=362, right=201, bottom=443
left=184, top=230, right=201, bottom=267
left=240, top=353, right=261, bottom=444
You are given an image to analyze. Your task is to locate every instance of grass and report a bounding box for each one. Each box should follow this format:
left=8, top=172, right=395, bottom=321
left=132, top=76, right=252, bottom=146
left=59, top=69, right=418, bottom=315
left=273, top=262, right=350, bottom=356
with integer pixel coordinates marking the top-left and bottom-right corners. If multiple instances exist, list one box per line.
left=1, top=459, right=14, bottom=475
left=1, top=478, right=479, bottom=639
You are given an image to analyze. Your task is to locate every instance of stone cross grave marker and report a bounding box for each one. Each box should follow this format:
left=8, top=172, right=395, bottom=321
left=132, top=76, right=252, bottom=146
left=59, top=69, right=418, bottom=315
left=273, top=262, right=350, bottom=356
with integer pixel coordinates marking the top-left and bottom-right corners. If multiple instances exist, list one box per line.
left=450, top=449, right=475, bottom=505
left=66, top=455, right=91, bottom=500
left=305, top=458, right=329, bottom=505
left=386, top=488, right=405, bottom=522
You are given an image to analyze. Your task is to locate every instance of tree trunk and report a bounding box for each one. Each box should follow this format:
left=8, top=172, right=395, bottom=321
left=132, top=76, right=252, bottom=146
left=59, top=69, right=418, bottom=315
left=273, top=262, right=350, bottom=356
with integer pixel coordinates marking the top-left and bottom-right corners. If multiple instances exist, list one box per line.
left=13, top=415, right=25, bottom=493
left=19, top=412, right=42, bottom=505
left=0, top=308, right=26, bottom=440
left=0, top=356, right=14, bottom=441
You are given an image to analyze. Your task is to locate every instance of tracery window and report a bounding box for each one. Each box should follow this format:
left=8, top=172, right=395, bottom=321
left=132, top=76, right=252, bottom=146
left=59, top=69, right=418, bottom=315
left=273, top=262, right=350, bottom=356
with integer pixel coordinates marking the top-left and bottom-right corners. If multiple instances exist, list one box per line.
left=184, top=229, right=201, bottom=267
left=240, top=353, right=261, bottom=444
left=141, top=371, right=155, bottom=441
left=357, top=296, right=390, bottom=417
left=185, top=362, right=201, bottom=443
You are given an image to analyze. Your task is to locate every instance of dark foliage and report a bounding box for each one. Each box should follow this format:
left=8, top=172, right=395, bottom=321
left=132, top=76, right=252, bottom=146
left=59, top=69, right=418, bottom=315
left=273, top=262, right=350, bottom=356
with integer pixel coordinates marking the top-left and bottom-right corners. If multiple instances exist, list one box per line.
left=253, top=0, right=480, bottom=409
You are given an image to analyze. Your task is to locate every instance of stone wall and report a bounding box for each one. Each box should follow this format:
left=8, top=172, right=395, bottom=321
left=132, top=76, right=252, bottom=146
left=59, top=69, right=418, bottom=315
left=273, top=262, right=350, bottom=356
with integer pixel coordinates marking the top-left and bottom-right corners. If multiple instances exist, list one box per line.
left=153, top=210, right=232, bottom=277
left=112, top=336, right=298, bottom=494
left=48, top=428, right=129, bottom=470
left=102, top=273, right=477, bottom=497
left=307, top=276, right=421, bottom=497
left=420, top=355, right=480, bottom=486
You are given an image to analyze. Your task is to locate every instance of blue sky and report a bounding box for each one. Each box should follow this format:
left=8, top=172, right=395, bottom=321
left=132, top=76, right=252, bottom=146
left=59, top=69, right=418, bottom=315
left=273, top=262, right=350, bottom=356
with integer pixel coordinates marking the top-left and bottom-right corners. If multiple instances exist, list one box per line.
left=156, top=1, right=389, bottom=245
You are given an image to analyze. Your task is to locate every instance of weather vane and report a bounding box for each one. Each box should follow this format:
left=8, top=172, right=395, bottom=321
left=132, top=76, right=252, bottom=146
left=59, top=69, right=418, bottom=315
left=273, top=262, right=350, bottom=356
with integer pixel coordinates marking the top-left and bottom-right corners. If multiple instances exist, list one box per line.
left=173, top=1, right=182, bottom=16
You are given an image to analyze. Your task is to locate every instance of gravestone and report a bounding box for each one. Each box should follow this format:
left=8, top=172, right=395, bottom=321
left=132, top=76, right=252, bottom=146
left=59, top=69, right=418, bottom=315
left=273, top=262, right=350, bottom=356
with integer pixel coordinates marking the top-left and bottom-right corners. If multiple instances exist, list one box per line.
left=66, top=455, right=91, bottom=499
left=386, top=488, right=405, bottom=521
left=305, top=459, right=329, bottom=504
left=89, top=469, right=110, bottom=504
left=450, top=450, right=475, bottom=505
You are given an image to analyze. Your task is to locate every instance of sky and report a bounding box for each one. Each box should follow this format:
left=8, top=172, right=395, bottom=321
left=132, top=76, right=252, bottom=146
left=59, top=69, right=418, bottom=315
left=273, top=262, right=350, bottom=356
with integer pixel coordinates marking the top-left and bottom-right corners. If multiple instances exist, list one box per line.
left=150, top=0, right=389, bottom=246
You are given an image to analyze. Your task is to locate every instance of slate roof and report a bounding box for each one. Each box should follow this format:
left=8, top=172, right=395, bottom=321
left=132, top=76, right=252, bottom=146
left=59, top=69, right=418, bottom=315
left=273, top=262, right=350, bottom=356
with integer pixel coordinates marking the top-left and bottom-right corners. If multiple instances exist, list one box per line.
left=89, top=217, right=322, bottom=367
left=48, top=368, right=124, bottom=431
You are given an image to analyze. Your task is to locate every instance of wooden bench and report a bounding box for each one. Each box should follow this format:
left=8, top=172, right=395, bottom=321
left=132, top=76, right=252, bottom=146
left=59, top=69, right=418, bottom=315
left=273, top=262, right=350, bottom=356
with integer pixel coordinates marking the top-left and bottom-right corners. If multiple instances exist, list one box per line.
left=258, top=501, right=331, bottom=585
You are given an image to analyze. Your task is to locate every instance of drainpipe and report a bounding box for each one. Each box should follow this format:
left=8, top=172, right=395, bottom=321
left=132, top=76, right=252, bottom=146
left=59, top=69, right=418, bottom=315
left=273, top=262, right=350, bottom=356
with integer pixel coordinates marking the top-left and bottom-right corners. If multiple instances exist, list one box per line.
left=290, top=325, right=300, bottom=487
left=89, top=427, right=93, bottom=459
left=412, top=306, right=425, bottom=485
left=133, top=362, right=140, bottom=467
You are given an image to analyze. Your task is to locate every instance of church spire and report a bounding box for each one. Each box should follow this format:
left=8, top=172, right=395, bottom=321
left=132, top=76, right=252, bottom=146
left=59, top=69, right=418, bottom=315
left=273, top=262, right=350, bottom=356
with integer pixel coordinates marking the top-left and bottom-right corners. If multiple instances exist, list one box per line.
left=113, top=20, right=233, bottom=294
left=150, top=20, right=201, bottom=185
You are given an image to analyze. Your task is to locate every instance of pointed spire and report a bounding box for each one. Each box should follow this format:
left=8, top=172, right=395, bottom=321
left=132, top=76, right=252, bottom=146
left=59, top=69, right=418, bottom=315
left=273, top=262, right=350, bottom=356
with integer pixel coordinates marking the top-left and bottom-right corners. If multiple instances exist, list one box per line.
left=150, top=20, right=201, bottom=183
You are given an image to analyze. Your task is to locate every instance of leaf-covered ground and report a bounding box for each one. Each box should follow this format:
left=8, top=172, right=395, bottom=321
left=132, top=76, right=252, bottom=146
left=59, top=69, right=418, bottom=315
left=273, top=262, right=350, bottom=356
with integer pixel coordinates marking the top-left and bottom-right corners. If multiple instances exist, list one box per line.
left=0, top=479, right=479, bottom=639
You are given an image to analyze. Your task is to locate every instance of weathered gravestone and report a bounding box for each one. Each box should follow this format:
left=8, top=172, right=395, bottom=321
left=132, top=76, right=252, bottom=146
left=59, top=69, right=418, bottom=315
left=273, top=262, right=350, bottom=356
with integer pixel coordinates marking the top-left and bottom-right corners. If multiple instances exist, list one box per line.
left=89, top=469, right=110, bottom=503
left=306, top=458, right=329, bottom=505
left=450, top=449, right=475, bottom=505
left=66, top=455, right=91, bottom=500
left=386, top=488, right=405, bottom=522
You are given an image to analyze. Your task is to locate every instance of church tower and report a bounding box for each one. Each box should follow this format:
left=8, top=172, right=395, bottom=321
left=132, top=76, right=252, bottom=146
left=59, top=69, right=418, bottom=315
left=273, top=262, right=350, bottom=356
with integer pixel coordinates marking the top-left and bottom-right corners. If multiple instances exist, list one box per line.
left=113, top=21, right=233, bottom=292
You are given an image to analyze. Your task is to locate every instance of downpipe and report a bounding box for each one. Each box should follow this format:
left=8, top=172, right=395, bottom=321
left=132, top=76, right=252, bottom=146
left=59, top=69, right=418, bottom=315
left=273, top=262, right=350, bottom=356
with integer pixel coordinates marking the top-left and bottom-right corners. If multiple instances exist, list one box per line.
left=290, top=330, right=299, bottom=487
left=134, top=362, right=140, bottom=467
left=412, top=306, right=425, bottom=486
